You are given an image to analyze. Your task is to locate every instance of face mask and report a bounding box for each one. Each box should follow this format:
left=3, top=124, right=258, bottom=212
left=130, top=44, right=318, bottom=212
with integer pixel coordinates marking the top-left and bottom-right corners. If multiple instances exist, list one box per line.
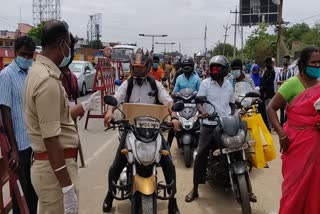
left=183, top=65, right=193, bottom=74
left=153, top=63, right=159, bottom=69
left=283, top=62, right=288, bottom=66
left=15, top=56, right=33, bottom=70
left=231, top=69, right=241, bottom=78
left=252, top=72, right=260, bottom=77
left=59, top=41, right=71, bottom=68
left=305, top=66, right=320, bottom=79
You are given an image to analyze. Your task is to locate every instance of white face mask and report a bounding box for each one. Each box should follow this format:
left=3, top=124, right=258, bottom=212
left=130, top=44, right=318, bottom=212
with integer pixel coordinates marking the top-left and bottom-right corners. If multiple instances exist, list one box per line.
left=59, top=41, right=71, bottom=68
left=231, top=69, right=241, bottom=78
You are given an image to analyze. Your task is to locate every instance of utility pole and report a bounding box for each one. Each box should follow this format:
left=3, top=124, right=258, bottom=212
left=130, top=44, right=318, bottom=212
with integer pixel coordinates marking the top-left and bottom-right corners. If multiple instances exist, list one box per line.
left=222, top=25, right=231, bottom=56
left=276, top=0, right=284, bottom=66
left=241, top=26, right=244, bottom=62
left=204, top=24, right=207, bottom=57
left=230, top=6, right=239, bottom=58
left=155, top=42, right=175, bottom=55
left=138, top=34, right=168, bottom=52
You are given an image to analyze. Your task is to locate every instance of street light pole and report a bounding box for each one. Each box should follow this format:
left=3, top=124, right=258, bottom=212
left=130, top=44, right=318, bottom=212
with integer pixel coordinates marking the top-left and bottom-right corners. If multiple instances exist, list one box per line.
left=138, top=34, right=168, bottom=52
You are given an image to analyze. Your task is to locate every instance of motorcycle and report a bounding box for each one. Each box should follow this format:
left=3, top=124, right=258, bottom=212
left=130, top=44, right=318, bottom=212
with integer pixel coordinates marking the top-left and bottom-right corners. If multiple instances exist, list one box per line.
left=195, top=94, right=259, bottom=214
left=173, top=88, right=200, bottom=167
left=104, top=95, right=184, bottom=214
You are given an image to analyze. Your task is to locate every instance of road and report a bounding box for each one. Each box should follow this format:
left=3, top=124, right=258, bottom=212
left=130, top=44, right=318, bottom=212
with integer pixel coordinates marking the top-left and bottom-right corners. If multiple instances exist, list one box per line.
left=77, top=94, right=282, bottom=214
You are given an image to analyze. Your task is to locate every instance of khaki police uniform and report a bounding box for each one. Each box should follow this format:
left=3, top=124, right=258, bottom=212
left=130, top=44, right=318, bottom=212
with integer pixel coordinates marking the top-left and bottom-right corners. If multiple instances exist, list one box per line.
left=24, top=55, right=79, bottom=214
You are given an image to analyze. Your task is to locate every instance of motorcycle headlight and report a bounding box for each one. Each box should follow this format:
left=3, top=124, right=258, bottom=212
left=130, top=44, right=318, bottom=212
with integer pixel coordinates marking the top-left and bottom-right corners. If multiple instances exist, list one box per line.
left=135, top=140, right=157, bottom=166
left=221, top=129, right=246, bottom=149
left=181, top=117, right=194, bottom=130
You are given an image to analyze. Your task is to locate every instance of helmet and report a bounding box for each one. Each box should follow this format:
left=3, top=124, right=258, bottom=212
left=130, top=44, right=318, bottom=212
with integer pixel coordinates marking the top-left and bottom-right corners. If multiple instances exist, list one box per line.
left=130, top=48, right=152, bottom=78
left=180, top=56, right=195, bottom=74
left=209, top=55, right=229, bottom=79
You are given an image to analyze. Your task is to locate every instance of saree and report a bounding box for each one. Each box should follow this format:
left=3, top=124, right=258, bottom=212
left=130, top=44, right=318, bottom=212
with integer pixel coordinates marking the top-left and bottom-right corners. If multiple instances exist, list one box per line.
left=279, top=84, right=320, bottom=214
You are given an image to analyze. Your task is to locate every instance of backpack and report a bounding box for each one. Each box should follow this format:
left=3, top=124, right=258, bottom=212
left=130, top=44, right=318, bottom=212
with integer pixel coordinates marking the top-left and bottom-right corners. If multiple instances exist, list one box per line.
left=126, top=76, right=160, bottom=104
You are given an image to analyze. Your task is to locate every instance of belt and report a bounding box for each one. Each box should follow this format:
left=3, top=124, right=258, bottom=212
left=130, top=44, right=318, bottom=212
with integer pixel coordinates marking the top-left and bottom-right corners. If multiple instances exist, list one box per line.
left=33, top=148, right=78, bottom=161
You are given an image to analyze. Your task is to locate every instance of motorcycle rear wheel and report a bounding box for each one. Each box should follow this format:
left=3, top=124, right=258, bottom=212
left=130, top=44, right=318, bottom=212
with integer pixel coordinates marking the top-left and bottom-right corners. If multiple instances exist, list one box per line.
left=236, top=174, right=252, bottom=214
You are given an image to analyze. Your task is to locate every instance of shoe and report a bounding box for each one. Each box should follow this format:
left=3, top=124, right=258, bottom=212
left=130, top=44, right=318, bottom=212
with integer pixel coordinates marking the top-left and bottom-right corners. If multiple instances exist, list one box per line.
left=102, top=192, right=114, bottom=213
left=168, top=198, right=180, bottom=214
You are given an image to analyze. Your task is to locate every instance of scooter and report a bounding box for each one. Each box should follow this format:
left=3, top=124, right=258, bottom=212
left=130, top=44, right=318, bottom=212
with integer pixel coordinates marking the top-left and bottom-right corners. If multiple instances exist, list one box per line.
left=173, top=88, right=200, bottom=167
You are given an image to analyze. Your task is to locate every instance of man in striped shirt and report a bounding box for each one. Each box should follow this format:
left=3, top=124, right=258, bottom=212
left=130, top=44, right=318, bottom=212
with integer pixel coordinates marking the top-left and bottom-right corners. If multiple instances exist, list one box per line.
left=0, top=36, right=38, bottom=213
left=275, top=55, right=294, bottom=126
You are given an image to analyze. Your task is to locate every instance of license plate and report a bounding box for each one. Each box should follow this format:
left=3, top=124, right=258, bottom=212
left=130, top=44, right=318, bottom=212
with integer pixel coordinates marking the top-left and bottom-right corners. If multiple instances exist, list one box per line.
left=136, top=120, right=160, bottom=129
left=221, top=143, right=248, bottom=154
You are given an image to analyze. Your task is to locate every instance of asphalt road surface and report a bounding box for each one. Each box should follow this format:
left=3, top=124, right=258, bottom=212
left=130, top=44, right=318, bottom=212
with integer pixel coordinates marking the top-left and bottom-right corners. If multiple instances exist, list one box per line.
left=77, top=94, right=282, bottom=214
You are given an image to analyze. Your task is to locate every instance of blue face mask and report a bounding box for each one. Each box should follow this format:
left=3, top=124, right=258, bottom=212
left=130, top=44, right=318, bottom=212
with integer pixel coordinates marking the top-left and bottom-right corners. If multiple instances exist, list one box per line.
left=59, top=41, right=71, bottom=68
left=153, top=63, right=159, bottom=69
left=15, top=56, right=33, bottom=70
left=231, top=69, right=241, bottom=78
left=305, top=66, right=320, bottom=79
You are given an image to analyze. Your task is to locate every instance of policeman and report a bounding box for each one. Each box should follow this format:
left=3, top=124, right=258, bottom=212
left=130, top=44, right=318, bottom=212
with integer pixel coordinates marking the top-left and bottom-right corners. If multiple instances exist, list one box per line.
left=23, top=20, right=99, bottom=213
left=103, top=48, right=180, bottom=214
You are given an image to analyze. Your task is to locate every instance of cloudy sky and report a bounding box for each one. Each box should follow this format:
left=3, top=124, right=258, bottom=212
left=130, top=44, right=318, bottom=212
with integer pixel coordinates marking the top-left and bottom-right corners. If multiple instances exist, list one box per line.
left=0, top=0, right=319, bottom=55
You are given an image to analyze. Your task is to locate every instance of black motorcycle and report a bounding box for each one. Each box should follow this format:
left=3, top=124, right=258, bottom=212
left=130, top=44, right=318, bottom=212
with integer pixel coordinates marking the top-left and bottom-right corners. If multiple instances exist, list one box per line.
left=195, top=93, right=259, bottom=214
left=173, top=88, right=200, bottom=167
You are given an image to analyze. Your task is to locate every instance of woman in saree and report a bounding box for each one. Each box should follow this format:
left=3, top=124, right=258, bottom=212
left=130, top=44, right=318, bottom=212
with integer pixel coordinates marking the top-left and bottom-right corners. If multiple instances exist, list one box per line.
left=267, top=46, right=320, bottom=214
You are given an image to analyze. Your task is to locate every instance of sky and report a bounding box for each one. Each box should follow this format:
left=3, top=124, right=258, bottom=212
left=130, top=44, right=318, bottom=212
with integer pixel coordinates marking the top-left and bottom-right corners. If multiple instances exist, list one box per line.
left=0, top=0, right=320, bottom=55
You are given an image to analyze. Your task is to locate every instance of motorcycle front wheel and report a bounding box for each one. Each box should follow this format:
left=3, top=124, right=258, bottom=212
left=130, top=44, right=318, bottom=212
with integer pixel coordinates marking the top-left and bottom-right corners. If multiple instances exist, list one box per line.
left=132, top=192, right=157, bottom=214
left=183, top=144, right=193, bottom=168
left=236, top=173, right=252, bottom=214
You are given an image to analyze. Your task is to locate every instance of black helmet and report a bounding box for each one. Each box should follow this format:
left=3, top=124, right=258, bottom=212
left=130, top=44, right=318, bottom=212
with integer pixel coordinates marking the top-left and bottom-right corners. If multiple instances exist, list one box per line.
left=181, top=56, right=195, bottom=74
left=129, top=48, right=152, bottom=78
left=209, top=55, right=229, bottom=79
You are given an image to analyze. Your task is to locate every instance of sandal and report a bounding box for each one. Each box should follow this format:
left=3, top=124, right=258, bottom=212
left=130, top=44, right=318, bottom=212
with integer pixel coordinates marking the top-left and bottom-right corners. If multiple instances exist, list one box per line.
left=185, top=189, right=199, bottom=203
left=249, top=193, right=257, bottom=203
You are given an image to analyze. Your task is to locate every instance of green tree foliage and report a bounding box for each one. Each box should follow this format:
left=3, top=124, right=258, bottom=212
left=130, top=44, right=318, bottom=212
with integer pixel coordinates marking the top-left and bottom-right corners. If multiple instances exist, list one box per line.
left=28, top=22, right=45, bottom=45
left=283, top=23, right=310, bottom=49
left=301, top=23, right=320, bottom=48
left=243, top=23, right=276, bottom=65
left=88, top=40, right=103, bottom=49
left=209, top=42, right=239, bottom=61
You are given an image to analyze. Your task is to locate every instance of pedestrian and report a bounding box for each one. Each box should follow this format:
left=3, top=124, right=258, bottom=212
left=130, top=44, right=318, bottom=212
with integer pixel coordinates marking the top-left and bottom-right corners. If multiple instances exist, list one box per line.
left=0, top=36, right=38, bottom=214
left=250, top=64, right=261, bottom=87
left=275, top=55, right=292, bottom=126
left=23, top=20, right=100, bottom=214
left=61, top=33, right=80, bottom=106
left=260, top=56, right=276, bottom=131
left=267, top=46, right=320, bottom=214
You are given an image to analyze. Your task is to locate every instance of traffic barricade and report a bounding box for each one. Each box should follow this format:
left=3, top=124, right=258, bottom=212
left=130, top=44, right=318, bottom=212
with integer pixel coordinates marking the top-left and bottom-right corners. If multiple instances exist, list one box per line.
left=0, top=119, right=29, bottom=214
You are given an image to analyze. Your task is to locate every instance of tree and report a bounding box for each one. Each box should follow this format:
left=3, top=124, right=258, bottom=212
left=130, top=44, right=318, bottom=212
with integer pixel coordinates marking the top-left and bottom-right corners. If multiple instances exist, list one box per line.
left=88, top=40, right=104, bottom=49
left=28, top=22, right=45, bottom=45
left=301, top=23, right=320, bottom=48
left=243, top=23, right=277, bottom=65
left=209, top=42, right=239, bottom=61
left=283, top=23, right=311, bottom=49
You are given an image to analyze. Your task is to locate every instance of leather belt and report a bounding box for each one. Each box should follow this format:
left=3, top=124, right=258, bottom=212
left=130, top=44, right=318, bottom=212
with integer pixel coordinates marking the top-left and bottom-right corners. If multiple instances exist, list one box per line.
left=33, top=148, right=78, bottom=160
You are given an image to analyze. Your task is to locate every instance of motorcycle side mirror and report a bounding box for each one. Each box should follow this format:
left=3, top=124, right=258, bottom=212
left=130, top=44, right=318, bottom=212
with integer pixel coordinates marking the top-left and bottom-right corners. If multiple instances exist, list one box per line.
left=171, top=101, right=184, bottom=112
left=104, top=95, right=118, bottom=106
left=245, top=91, right=261, bottom=98
left=195, top=96, right=208, bottom=104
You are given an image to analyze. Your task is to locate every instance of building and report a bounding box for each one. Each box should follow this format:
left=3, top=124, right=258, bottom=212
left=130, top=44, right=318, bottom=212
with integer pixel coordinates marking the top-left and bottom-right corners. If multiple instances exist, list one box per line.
left=0, top=23, right=33, bottom=47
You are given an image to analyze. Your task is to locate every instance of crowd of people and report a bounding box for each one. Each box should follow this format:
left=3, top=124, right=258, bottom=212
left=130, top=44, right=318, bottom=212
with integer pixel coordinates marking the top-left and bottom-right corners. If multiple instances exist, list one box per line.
left=0, top=18, right=320, bottom=214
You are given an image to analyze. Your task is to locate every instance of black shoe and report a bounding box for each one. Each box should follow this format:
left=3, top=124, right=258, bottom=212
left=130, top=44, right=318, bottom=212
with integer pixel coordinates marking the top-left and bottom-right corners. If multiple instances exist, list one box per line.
left=249, top=193, right=257, bottom=203
left=102, top=192, right=114, bottom=213
left=168, top=198, right=180, bottom=214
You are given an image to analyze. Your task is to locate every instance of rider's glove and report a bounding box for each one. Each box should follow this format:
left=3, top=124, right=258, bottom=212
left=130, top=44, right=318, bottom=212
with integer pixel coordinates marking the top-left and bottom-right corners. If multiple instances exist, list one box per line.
left=81, top=91, right=100, bottom=112
left=62, top=184, right=79, bottom=214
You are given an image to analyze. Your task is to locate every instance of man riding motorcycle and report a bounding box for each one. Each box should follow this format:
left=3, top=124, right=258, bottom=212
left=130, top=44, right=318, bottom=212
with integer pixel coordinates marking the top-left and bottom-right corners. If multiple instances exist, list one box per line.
left=103, top=48, right=180, bottom=214
left=173, top=56, right=201, bottom=94
left=185, top=55, right=237, bottom=202
left=228, top=59, right=255, bottom=89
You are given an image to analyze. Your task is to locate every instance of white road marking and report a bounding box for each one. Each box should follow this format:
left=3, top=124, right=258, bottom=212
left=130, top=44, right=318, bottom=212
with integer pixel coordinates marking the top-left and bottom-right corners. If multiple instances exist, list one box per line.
left=79, top=133, right=118, bottom=174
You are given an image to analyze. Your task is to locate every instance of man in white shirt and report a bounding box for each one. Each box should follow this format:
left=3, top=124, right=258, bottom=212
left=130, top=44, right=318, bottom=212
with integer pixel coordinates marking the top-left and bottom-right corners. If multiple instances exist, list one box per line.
left=185, top=55, right=236, bottom=202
